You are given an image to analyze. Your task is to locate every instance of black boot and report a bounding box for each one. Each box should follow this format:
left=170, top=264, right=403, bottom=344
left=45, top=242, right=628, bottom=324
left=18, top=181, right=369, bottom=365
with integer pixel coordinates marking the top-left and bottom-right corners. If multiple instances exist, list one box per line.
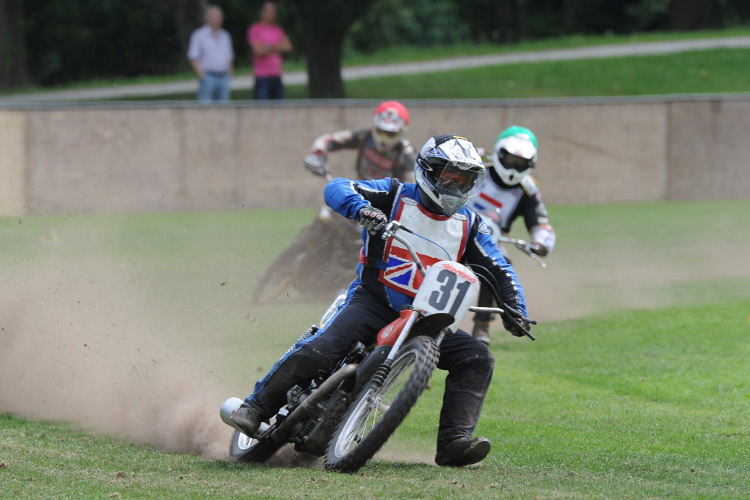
left=230, top=403, right=262, bottom=437
left=472, top=323, right=491, bottom=345
left=435, top=437, right=491, bottom=466
left=436, top=344, right=494, bottom=465
left=472, top=284, right=496, bottom=345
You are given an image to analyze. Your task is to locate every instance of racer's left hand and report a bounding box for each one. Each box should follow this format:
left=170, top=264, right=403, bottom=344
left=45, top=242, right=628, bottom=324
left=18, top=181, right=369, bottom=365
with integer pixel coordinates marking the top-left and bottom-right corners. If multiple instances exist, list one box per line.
left=503, top=317, right=530, bottom=338
left=531, top=243, right=549, bottom=257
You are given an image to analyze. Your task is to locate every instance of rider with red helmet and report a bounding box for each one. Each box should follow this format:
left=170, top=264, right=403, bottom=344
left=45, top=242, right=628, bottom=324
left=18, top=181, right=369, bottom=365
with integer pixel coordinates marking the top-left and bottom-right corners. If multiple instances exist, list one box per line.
left=304, top=101, right=416, bottom=182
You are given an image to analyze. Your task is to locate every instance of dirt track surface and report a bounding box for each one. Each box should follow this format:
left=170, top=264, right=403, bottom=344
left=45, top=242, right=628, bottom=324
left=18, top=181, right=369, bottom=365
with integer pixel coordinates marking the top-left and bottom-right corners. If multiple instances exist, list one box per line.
left=3, top=224, right=749, bottom=464
left=2, top=200, right=750, bottom=466
left=0, top=257, right=232, bottom=459
left=2, top=36, right=750, bottom=103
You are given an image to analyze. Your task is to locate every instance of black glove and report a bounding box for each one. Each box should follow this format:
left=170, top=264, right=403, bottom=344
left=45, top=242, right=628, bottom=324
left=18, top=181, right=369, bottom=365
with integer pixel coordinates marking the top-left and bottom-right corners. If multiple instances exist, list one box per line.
left=357, top=206, right=388, bottom=232
left=503, top=316, right=530, bottom=338
left=304, top=153, right=329, bottom=177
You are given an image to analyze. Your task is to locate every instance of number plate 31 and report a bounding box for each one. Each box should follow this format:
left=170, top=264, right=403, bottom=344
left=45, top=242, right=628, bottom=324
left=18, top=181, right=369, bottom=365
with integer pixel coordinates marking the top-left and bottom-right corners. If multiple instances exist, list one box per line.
left=412, top=261, right=479, bottom=330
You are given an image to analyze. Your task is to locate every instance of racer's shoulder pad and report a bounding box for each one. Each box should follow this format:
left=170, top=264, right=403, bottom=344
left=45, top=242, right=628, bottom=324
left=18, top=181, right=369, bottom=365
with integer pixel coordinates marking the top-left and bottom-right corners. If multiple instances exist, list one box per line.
left=401, top=140, right=415, bottom=153
left=521, top=175, right=541, bottom=196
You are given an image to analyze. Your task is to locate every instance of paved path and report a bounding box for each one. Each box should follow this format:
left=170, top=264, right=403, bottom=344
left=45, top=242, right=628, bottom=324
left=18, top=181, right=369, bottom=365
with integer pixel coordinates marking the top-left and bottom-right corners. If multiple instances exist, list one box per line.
left=2, top=36, right=750, bottom=104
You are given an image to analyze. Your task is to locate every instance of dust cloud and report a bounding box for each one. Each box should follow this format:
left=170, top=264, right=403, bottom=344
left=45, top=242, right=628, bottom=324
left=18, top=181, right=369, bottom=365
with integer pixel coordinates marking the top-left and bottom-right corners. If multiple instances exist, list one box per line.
left=2, top=216, right=748, bottom=466
left=0, top=256, right=233, bottom=459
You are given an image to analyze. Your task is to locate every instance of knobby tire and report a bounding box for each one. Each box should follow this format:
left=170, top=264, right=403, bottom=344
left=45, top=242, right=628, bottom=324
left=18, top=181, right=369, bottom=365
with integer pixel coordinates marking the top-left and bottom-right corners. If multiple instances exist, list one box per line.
left=324, top=336, right=439, bottom=473
left=228, top=430, right=284, bottom=463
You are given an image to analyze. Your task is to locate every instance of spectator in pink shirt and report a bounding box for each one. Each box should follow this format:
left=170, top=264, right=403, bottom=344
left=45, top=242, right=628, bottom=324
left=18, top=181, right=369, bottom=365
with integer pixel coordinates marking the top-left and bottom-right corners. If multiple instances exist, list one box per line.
left=247, top=1, right=293, bottom=100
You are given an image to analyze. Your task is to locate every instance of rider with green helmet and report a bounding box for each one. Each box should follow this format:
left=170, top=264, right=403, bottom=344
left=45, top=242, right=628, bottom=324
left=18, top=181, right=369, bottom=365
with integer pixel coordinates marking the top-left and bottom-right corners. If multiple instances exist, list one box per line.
left=465, top=125, right=556, bottom=345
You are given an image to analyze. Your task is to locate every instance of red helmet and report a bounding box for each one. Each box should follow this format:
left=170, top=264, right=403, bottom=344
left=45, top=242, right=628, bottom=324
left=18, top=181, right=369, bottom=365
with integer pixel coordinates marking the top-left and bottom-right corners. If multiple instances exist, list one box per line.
left=372, top=101, right=409, bottom=152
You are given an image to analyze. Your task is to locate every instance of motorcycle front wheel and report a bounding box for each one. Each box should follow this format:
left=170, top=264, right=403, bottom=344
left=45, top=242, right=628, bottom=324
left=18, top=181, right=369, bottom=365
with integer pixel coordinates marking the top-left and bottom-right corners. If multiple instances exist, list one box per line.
left=324, top=335, right=439, bottom=472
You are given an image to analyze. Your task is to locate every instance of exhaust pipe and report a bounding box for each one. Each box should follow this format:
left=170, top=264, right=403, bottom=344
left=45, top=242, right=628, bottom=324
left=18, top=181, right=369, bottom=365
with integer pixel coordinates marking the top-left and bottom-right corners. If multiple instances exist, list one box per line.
left=220, top=397, right=245, bottom=432
left=271, top=363, right=357, bottom=442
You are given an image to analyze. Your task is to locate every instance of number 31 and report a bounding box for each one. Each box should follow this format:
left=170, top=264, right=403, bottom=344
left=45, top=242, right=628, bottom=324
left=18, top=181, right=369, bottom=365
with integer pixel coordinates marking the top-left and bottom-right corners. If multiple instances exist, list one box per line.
left=427, top=269, right=471, bottom=317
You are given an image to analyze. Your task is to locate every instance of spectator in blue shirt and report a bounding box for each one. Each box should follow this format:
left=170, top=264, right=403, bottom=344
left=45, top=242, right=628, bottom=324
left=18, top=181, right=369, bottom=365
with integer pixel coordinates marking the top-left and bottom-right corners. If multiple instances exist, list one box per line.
left=187, top=5, right=234, bottom=103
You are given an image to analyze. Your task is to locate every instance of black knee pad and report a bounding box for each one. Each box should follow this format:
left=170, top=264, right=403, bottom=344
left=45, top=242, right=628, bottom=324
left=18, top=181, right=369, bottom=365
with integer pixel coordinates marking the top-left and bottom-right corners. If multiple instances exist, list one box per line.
left=290, top=345, right=336, bottom=379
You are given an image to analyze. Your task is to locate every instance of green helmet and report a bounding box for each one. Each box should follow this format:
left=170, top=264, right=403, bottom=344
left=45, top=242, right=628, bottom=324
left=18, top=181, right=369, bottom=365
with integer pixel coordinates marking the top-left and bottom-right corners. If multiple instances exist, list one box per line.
left=492, top=126, right=538, bottom=185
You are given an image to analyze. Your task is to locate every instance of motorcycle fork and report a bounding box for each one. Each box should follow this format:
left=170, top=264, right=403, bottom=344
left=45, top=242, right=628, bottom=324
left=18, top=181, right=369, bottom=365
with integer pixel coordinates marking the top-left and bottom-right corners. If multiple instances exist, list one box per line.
left=370, top=309, right=422, bottom=390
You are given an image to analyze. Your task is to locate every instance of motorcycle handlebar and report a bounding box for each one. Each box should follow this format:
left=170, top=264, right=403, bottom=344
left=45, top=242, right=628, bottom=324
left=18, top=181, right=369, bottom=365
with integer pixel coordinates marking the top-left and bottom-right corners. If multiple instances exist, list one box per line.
left=303, top=153, right=333, bottom=181
left=382, top=221, right=536, bottom=340
left=497, top=235, right=547, bottom=269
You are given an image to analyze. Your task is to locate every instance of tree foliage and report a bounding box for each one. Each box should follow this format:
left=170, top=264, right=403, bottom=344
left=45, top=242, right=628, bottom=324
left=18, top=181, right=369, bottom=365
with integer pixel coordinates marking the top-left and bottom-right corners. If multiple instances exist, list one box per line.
left=0, top=0, right=29, bottom=89
left=1, top=0, right=749, bottom=91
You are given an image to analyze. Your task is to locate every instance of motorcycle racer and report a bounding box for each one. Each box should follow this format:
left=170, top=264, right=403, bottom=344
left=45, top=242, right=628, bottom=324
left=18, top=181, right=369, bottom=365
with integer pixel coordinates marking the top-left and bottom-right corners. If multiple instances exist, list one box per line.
left=465, top=125, right=556, bottom=345
left=232, top=134, right=529, bottom=467
left=303, top=100, right=416, bottom=182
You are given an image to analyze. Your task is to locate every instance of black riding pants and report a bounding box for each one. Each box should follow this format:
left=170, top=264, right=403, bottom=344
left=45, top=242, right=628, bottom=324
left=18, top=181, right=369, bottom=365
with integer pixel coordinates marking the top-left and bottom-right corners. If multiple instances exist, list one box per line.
left=248, top=283, right=495, bottom=450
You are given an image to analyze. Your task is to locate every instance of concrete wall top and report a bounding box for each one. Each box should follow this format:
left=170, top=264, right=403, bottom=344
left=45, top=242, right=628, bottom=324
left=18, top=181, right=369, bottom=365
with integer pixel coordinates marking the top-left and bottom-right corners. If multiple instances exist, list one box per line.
left=2, top=94, right=749, bottom=215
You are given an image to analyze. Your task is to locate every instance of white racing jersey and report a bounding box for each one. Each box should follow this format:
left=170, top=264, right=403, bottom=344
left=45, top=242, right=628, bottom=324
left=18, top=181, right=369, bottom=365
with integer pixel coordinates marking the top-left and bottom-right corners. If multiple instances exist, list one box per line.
left=379, top=197, right=469, bottom=297
left=323, top=177, right=527, bottom=315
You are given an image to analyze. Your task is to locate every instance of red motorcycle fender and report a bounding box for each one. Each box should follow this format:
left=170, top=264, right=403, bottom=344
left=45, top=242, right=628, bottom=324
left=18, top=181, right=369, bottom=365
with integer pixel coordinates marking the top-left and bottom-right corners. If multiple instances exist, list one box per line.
left=377, top=310, right=455, bottom=347
left=377, top=309, right=413, bottom=347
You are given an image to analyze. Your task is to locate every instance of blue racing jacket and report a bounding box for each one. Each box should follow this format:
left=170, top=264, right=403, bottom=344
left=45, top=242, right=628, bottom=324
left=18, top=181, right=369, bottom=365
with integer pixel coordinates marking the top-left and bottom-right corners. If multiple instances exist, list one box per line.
left=324, top=177, right=527, bottom=317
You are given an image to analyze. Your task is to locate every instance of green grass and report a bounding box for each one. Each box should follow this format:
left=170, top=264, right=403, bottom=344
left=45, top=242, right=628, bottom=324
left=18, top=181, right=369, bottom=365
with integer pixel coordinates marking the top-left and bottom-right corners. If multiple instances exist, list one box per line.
left=2, top=300, right=749, bottom=499
left=107, top=46, right=750, bottom=101
left=336, top=48, right=750, bottom=99
left=2, top=200, right=750, bottom=498
left=338, top=25, right=750, bottom=66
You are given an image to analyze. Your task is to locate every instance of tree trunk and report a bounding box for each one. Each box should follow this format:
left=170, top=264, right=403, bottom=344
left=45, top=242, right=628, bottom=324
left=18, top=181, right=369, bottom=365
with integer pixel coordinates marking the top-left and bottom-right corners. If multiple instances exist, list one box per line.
left=165, top=0, right=205, bottom=61
left=497, top=0, right=527, bottom=43
left=289, top=0, right=377, bottom=98
left=304, top=28, right=344, bottom=98
left=0, top=0, right=28, bottom=90
left=669, top=0, right=718, bottom=30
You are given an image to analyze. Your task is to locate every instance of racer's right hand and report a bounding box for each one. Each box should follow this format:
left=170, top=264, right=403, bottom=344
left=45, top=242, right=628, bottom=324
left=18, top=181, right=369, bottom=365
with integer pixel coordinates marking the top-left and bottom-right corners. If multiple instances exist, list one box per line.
left=357, top=206, right=388, bottom=232
left=304, top=153, right=329, bottom=177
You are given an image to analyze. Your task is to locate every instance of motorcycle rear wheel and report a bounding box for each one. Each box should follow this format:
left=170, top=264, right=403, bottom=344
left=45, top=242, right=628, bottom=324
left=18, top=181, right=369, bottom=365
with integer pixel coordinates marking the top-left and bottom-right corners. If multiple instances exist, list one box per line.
left=324, top=335, right=439, bottom=472
left=229, top=429, right=284, bottom=463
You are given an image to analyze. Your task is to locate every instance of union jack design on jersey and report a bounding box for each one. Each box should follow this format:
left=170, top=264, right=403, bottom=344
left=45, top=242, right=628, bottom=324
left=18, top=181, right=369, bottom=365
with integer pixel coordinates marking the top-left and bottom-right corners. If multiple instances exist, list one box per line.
left=378, top=197, right=469, bottom=297
left=382, top=245, right=443, bottom=296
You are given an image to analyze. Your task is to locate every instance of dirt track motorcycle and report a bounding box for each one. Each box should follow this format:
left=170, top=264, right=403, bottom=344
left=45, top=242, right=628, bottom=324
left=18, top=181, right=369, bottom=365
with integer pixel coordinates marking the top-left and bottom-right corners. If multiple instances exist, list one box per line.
left=252, top=157, right=362, bottom=304
left=222, top=220, right=535, bottom=472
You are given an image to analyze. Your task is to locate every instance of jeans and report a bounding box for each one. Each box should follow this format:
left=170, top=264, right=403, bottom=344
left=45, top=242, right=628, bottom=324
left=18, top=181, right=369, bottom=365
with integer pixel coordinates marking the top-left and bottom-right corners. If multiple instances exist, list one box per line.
left=197, top=72, right=230, bottom=102
left=254, top=76, right=284, bottom=100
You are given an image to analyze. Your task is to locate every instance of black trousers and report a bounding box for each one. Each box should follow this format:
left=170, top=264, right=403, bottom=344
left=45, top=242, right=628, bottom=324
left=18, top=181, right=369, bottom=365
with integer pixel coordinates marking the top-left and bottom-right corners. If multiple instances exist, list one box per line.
left=249, top=283, right=495, bottom=450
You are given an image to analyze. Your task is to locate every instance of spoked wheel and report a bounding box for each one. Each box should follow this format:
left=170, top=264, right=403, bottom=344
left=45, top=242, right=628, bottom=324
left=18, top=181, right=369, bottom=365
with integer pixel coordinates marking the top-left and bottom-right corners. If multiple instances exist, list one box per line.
left=229, top=426, right=284, bottom=463
left=324, top=336, right=439, bottom=472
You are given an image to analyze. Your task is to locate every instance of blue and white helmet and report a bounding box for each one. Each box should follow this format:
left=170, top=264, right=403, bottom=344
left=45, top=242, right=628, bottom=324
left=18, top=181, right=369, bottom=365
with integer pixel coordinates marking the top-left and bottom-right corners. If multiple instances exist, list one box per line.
left=415, top=134, right=486, bottom=216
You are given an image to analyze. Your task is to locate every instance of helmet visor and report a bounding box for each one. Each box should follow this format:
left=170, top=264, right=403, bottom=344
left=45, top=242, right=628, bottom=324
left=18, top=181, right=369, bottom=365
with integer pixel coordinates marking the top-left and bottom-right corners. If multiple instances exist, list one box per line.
left=500, top=150, right=533, bottom=172
left=435, top=163, right=484, bottom=198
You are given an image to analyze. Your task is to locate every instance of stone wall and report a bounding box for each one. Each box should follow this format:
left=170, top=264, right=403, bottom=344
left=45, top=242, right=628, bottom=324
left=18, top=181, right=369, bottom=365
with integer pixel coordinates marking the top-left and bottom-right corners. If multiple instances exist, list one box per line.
left=1, top=96, right=748, bottom=215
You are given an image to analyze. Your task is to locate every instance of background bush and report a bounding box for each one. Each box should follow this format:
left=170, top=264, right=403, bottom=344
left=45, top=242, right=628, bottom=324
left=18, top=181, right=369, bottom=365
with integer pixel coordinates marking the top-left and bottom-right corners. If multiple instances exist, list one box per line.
left=7, top=0, right=750, bottom=87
